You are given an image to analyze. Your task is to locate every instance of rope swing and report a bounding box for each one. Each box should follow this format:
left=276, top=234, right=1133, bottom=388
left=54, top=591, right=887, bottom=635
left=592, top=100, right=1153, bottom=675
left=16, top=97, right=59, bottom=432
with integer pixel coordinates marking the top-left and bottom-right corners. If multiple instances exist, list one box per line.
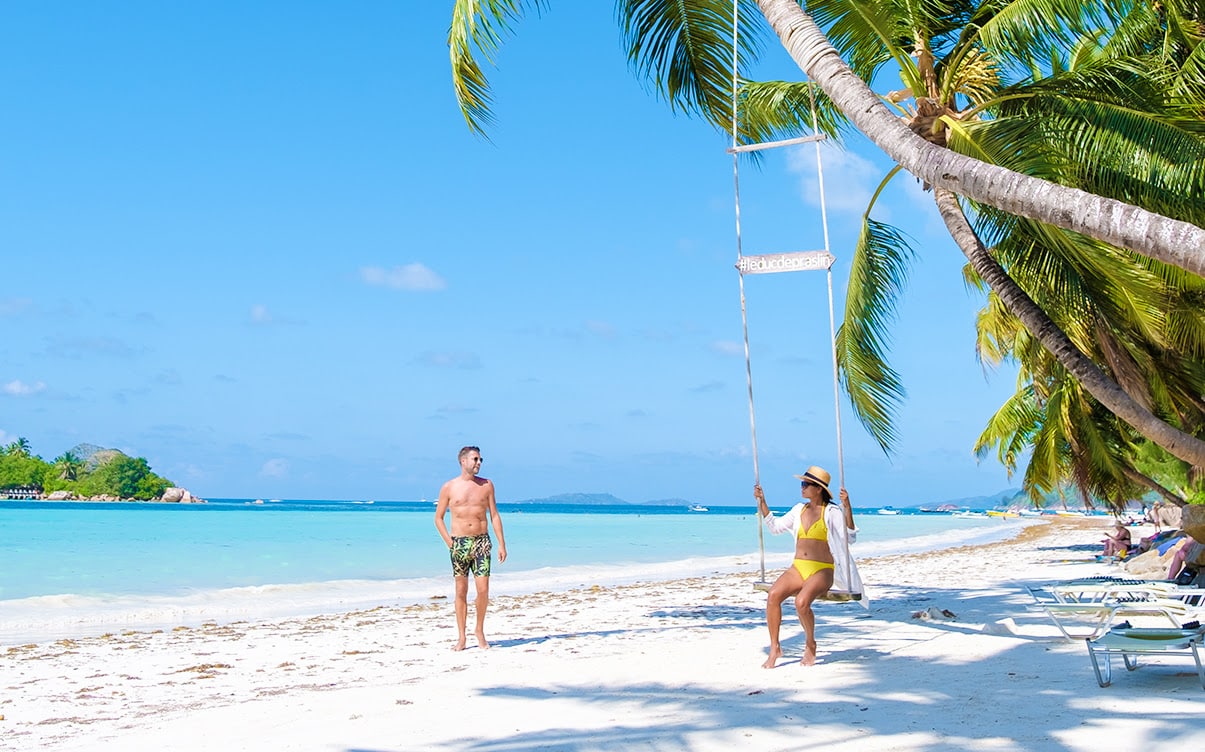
left=728, top=3, right=859, bottom=601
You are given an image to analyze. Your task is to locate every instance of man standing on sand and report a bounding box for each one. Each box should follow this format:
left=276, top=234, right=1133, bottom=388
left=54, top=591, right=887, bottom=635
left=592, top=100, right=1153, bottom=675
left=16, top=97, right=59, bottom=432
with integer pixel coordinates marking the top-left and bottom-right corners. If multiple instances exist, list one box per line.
left=434, top=445, right=507, bottom=650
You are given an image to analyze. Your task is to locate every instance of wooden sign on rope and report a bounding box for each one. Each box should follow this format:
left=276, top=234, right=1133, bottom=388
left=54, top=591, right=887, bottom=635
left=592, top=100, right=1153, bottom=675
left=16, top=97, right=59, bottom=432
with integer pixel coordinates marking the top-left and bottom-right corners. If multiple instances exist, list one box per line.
left=736, top=250, right=834, bottom=275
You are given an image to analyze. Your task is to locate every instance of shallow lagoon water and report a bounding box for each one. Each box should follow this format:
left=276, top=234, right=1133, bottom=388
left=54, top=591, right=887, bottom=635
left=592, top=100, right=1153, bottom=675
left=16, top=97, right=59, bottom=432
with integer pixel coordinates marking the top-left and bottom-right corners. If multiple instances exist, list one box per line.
left=0, top=499, right=1034, bottom=643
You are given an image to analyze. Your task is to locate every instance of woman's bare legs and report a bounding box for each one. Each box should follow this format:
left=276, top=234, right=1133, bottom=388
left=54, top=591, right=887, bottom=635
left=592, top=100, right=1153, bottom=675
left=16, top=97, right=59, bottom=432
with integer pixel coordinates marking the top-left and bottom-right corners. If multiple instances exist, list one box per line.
left=762, top=567, right=803, bottom=668
left=795, top=569, right=835, bottom=665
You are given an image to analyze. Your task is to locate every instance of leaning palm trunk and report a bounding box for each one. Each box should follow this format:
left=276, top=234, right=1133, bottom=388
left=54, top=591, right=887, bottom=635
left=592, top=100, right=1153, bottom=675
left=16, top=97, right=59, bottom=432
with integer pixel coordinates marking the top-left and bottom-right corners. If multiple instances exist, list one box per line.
left=1120, top=465, right=1187, bottom=507
left=757, top=0, right=1205, bottom=277
left=933, top=187, right=1205, bottom=469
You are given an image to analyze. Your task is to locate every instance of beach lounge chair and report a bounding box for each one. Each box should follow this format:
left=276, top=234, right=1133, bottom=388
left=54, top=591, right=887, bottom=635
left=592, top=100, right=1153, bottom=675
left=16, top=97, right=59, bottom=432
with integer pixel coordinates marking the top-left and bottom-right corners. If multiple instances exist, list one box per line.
left=1086, top=624, right=1205, bottom=689
left=1037, top=602, right=1191, bottom=640
left=1049, top=581, right=1203, bottom=606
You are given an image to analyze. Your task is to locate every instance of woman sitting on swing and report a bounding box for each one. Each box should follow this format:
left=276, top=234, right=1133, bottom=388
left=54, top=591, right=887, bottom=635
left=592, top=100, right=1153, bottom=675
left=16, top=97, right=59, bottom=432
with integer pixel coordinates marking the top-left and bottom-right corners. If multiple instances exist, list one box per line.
left=754, top=465, right=864, bottom=667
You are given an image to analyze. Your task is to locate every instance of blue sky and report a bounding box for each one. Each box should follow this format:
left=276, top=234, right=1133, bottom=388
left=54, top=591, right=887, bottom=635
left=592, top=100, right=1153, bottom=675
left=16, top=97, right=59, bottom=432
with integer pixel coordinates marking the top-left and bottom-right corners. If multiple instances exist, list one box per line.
left=0, top=3, right=1022, bottom=507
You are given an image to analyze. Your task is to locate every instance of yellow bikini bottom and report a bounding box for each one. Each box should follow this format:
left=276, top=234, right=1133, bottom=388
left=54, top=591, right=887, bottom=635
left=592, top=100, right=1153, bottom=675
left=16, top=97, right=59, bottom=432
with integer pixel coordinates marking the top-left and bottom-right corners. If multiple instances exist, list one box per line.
left=792, top=558, right=835, bottom=580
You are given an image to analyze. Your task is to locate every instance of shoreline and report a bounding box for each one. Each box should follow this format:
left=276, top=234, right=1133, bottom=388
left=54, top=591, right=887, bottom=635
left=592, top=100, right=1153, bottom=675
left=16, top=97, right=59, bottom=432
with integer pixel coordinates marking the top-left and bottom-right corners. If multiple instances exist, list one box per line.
left=5, top=517, right=1203, bottom=751
left=0, top=519, right=1043, bottom=646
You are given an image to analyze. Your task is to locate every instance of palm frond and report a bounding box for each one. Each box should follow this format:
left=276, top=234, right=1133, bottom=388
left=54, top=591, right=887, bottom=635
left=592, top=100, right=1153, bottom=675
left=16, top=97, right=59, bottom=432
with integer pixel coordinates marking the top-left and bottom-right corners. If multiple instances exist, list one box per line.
left=973, top=385, right=1041, bottom=471
left=449, top=0, right=547, bottom=137
left=806, top=0, right=928, bottom=95
left=1171, top=41, right=1205, bottom=110
left=973, top=288, right=1026, bottom=367
left=618, top=0, right=763, bottom=131
left=1098, top=0, right=1161, bottom=57
left=959, top=67, right=1205, bottom=225
left=837, top=214, right=916, bottom=453
left=737, top=80, right=846, bottom=145
left=976, top=0, right=1132, bottom=66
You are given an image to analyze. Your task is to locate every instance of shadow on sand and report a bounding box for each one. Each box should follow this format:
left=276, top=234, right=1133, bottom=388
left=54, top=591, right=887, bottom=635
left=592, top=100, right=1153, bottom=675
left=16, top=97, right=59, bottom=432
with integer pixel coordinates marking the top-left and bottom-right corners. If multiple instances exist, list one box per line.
left=378, top=575, right=1203, bottom=752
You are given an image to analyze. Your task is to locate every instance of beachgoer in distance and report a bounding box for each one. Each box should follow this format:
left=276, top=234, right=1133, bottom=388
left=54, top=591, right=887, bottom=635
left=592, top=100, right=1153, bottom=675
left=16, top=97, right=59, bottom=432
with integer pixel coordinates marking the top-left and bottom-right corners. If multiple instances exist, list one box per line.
left=754, top=465, right=864, bottom=668
left=1101, top=521, right=1131, bottom=558
left=1147, top=502, right=1165, bottom=533
left=434, top=445, right=507, bottom=651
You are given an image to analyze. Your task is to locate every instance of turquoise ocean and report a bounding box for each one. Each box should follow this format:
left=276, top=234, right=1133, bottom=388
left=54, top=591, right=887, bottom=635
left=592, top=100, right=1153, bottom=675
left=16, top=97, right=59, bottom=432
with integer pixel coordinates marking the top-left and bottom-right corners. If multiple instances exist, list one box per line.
left=0, top=499, right=1035, bottom=644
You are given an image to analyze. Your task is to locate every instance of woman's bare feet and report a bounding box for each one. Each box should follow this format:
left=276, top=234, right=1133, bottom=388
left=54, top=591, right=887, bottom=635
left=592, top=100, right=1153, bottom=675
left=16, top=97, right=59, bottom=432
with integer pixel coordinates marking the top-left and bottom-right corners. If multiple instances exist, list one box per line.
left=476, top=631, right=491, bottom=649
left=762, top=645, right=782, bottom=668
left=452, top=636, right=467, bottom=651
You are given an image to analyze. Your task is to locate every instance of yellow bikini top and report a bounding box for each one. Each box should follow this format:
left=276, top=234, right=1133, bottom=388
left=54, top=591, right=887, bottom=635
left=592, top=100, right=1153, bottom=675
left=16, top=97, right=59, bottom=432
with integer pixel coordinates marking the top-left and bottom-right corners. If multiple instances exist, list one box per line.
left=797, top=510, right=828, bottom=541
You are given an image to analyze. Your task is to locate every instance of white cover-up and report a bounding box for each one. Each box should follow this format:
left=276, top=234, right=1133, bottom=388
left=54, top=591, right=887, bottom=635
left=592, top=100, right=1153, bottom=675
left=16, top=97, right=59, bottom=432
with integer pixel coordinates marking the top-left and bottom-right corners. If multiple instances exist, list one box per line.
left=763, top=502, right=869, bottom=608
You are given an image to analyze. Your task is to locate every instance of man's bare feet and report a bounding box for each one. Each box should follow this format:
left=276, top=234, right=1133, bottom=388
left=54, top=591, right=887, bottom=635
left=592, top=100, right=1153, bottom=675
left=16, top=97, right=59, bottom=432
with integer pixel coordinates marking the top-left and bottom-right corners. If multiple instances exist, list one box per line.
left=475, top=631, right=491, bottom=649
left=761, top=645, right=782, bottom=668
left=452, top=637, right=467, bottom=652
left=801, top=642, right=817, bottom=666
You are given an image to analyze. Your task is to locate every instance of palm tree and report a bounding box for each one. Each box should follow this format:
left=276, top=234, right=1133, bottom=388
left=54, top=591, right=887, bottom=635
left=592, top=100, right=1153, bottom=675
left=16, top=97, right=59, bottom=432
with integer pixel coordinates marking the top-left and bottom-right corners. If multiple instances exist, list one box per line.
left=936, top=186, right=1205, bottom=470
left=972, top=284, right=1202, bottom=509
left=53, top=450, right=83, bottom=482
left=755, top=0, right=1205, bottom=273
left=447, top=1, right=1205, bottom=468
left=972, top=297, right=1156, bottom=509
left=929, top=8, right=1205, bottom=478
left=753, top=0, right=1205, bottom=465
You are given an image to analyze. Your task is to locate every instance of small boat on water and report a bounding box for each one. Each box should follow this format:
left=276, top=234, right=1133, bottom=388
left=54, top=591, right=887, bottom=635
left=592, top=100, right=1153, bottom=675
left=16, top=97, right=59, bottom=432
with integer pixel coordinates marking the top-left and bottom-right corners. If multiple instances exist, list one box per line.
left=986, top=510, right=1019, bottom=518
left=688, top=504, right=709, bottom=512
left=877, top=506, right=900, bottom=515
left=952, top=510, right=987, bottom=518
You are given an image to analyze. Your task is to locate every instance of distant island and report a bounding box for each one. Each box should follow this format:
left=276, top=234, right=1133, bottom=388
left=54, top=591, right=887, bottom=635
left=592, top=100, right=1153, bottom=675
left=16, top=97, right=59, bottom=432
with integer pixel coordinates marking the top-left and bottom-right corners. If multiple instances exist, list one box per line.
left=508, top=488, right=1050, bottom=512
left=0, top=438, right=202, bottom=503
left=510, top=492, right=695, bottom=507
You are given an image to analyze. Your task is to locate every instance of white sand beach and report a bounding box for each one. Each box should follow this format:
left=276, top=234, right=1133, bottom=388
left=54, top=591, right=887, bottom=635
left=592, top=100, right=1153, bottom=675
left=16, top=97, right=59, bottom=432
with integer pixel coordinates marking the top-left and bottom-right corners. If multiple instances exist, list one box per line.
left=3, top=517, right=1203, bottom=751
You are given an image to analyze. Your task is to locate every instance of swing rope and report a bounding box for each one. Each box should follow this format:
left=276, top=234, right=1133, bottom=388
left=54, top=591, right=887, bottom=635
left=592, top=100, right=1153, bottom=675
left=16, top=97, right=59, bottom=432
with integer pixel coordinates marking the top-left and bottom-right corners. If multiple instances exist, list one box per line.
left=729, top=0, right=765, bottom=585
left=730, top=2, right=857, bottom=598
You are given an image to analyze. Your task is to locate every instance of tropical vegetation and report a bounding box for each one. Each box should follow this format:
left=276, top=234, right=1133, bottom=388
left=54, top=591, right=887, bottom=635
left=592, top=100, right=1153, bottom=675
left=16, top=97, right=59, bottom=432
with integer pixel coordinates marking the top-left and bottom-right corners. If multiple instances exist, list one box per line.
left=0, top=438, right=173, bottom=500
left=446, top=0, right=1205, bottom=511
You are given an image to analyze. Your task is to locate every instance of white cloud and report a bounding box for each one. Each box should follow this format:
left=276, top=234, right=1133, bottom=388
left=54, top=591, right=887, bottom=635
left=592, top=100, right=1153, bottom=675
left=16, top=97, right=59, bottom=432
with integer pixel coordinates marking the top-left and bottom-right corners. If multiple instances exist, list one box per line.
left=178, top=464, right=206, bottom=480
left=260, top=458, right=289, bottom=478
left=585, top=320, right=616, bottom=339
left=250, top=304, right=273, bottom=324
left=786, top=143, right=881, bottom=217
left=248, top=304, right=305, bottom=326
left=360, top=263, right=446, bottom=291
left=0, top=298, right=33, bottom=317
left=45, top=336, right=139, bottom=359
left=711, top=340, right=745, bottom=357
left=155, top=369, right=182, bottom=385
left=415, top=351, right=482, bottom=369
left=3, top=379, right=47, bottom=396
left=436, top=404, right=479, bottom=414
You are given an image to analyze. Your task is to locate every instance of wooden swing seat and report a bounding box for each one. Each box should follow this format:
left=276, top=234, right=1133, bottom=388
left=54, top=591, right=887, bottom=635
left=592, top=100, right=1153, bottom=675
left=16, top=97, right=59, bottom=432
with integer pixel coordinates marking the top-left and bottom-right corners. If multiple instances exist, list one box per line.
left=751, top=579, right=862, bottom=601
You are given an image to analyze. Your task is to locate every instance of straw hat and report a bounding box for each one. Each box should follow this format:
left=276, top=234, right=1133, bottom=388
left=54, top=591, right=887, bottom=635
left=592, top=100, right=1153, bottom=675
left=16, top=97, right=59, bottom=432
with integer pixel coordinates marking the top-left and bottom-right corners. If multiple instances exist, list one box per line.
left=794, top=465, right=832, bottom=496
